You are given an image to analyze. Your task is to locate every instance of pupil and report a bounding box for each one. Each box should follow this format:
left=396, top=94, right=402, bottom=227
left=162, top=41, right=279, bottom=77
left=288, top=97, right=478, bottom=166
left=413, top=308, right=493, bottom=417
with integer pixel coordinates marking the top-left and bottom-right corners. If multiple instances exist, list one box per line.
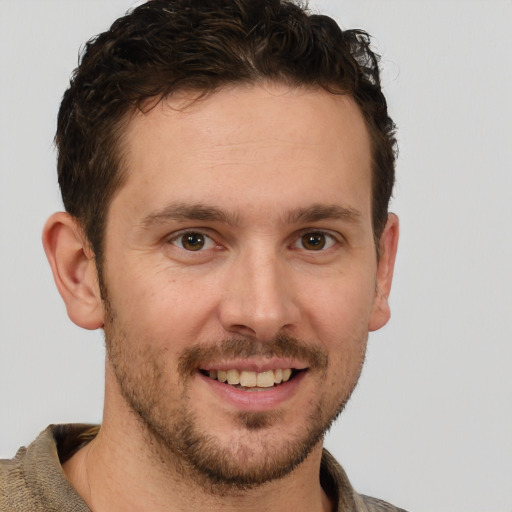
left=183, top=233, right=204, bottom=250
left=303, top=233, right=325, bottom=250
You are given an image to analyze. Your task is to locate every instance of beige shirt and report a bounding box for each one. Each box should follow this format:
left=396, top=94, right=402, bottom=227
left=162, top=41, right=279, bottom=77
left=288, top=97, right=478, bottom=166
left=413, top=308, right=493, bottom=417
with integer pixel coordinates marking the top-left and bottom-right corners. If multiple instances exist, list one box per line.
left=1, top=425, right=407, bottom=512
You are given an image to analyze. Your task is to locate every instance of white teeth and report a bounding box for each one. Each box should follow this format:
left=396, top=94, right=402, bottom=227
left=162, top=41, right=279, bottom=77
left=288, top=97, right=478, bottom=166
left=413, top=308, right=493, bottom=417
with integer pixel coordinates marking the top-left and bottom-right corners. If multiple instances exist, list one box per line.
left=226, top=369, right=240, bottom=385
left=207, top=368, right=295, bottom=388
left=239, top=371, right=257, bottom=387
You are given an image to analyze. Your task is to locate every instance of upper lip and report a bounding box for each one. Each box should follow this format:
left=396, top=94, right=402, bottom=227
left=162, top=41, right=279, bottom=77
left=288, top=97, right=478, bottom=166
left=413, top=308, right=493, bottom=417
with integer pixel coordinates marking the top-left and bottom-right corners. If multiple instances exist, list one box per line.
left=198, top=358, right=309, bottom=373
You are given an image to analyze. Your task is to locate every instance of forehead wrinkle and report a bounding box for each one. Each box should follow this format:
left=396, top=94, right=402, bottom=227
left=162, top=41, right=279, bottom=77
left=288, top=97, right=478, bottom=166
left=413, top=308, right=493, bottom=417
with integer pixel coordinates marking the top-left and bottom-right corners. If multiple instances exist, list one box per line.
left=138, top=202, right=240, bottom=230
left=285, top=204, right=363, bottom=225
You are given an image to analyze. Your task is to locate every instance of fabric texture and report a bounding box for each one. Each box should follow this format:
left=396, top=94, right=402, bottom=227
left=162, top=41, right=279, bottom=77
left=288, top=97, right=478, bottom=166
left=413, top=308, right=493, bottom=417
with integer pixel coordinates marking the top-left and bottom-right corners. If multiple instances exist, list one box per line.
left=1, top=425, right=408, bottom=512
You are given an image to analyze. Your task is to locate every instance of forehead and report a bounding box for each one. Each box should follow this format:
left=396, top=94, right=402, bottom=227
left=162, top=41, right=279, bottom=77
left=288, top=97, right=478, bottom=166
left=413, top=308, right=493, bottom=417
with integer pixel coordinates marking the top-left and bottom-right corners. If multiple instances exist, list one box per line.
left=114, top=83, right=373, bottom=223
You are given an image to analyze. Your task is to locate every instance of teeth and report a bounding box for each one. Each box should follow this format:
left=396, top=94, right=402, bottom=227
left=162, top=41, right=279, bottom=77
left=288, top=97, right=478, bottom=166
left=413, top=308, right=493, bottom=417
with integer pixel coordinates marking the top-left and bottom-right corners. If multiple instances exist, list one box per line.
left=282, top=368, right=292, bottom=382
left=207, top=368, right=295, bottom=388
left=226, top=369, right=240, bottom=385
left=240, top=371, right=257, bottom=387
left=257, top=370, right=275, bottom=388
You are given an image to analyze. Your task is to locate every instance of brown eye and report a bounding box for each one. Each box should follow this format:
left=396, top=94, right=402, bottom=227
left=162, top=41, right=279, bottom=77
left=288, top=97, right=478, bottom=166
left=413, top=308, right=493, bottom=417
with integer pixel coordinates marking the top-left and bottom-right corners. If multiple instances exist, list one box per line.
left=301, top=232, right=327, bottom=250
left=180, top=232, right=206, bottom=251
left=169, top=231, right=217, bottom=254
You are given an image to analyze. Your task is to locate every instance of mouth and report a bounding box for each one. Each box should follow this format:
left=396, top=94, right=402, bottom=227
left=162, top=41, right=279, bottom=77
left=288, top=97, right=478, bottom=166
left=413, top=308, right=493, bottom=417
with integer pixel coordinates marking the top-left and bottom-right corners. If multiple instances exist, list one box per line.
left=199, top=368, right=305, bottom=391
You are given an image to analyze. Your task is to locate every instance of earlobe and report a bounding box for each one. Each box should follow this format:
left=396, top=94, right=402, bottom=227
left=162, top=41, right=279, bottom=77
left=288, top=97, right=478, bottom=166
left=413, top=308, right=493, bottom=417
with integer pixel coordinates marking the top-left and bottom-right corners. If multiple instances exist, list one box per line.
left=42, top=212, right=104, bottom=330
left=368, top=213, right=399, bottom=332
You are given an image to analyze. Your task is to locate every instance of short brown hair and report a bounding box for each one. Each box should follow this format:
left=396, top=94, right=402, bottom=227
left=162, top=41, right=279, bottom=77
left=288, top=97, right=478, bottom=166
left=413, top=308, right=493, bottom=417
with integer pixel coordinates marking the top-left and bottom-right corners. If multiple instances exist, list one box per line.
left=56, top=0, right=397, bottom=264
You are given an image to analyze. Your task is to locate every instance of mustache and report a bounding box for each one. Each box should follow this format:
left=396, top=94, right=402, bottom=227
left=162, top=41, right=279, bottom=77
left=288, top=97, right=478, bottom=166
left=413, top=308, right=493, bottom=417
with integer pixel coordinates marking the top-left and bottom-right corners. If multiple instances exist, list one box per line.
left=178, top=334, right=328, bottom=378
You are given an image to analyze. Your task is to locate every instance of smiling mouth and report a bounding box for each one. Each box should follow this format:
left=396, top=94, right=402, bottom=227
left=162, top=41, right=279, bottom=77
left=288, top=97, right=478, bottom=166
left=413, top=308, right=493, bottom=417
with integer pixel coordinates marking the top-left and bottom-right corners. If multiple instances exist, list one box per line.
left=199, top=368, right=304, bottom=390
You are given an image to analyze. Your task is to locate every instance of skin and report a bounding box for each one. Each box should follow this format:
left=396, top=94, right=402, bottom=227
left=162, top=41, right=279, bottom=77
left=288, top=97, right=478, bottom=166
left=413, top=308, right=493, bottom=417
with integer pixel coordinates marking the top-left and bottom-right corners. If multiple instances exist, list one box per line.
left=43, top=83, right=398, bottom=512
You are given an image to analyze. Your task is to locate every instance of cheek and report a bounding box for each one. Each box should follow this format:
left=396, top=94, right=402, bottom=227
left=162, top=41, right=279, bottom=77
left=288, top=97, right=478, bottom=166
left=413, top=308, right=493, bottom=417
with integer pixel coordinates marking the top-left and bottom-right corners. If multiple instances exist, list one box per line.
left=303, top=270, right=376, bottom=340
left=108, top=264, right=220, bottom=347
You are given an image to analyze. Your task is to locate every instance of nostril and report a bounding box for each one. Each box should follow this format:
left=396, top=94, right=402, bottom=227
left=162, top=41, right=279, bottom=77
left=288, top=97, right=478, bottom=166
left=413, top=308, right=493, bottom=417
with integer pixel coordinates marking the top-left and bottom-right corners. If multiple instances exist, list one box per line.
left=224, top=324, right=257, bottom=338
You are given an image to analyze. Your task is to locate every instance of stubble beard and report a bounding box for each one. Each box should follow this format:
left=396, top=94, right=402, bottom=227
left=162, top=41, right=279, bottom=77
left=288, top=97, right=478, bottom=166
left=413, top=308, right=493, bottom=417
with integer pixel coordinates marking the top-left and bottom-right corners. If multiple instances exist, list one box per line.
left=103, top=299, right=366, bottom=494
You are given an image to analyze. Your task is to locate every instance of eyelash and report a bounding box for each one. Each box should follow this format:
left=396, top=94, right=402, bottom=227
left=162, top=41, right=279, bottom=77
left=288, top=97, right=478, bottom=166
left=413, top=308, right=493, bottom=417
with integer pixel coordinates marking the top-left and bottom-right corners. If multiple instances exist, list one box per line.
left=167, top=229, right=341, bottom=253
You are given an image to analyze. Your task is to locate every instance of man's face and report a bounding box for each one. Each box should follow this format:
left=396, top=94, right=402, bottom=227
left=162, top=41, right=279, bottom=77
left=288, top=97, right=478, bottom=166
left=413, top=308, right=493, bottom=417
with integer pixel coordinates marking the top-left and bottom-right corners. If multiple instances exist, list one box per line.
left=100, top=84, right=388, bottom=487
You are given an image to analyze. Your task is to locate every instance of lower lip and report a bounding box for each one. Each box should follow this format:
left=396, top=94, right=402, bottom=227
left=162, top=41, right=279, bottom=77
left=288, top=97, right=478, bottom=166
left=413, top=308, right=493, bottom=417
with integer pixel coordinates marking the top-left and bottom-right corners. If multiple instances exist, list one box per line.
left=197, top=371, right=306, bottom=411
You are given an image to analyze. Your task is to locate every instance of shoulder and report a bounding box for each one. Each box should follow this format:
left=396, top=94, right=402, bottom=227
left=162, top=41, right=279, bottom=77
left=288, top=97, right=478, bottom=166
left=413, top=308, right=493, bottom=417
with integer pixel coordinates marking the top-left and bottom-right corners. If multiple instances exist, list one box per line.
left=1, top=435, right=43, bottom=511
left=1, top=425, right=97, bottom=512
left=360, top=494, right=409, bottom=512
left=321, top=449, right=409, bottom=512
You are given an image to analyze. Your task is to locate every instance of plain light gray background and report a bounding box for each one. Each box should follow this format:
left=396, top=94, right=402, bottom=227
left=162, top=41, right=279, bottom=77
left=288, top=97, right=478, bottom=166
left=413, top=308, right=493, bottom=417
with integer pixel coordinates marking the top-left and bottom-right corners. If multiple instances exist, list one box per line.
left=1, top=1, right=511, bottom=511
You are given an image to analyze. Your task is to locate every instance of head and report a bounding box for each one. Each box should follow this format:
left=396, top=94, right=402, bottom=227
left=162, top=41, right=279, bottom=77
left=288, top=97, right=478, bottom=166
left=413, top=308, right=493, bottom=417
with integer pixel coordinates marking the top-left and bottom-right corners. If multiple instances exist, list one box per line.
left=45, top=0, right=399, bottom=493
left=56, top=0, right=396, bottom=270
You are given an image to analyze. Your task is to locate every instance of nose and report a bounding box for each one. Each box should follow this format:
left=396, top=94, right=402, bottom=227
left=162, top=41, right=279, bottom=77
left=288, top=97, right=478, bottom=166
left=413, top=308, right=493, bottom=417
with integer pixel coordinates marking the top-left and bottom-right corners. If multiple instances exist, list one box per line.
left=218, top=247, right=300, bottom=341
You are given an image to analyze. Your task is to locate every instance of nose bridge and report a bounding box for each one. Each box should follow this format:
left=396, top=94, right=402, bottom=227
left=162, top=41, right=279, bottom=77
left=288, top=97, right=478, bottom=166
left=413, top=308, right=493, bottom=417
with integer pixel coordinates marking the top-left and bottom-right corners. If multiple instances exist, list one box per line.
left=219, top=242, right=298, bottom=339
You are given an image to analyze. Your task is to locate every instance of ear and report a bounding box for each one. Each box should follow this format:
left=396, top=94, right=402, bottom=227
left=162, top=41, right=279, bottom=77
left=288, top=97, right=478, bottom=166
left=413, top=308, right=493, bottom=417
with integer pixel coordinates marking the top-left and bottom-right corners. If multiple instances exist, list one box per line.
left=368, top=213, right=399, bottom=332
left=42, top=212, right=105, bottom=330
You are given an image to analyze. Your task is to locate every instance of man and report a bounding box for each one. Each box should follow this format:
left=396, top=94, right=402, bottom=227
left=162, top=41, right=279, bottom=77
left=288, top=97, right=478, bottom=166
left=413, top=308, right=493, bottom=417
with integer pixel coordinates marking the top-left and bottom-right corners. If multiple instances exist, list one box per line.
left=0, top=1, right=402, bottom=511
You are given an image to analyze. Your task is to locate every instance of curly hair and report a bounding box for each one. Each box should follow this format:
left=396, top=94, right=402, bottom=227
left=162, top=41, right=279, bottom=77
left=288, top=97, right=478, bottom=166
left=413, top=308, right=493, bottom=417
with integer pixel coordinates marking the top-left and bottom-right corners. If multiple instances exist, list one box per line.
left=56, top=0, right=396, bottom=264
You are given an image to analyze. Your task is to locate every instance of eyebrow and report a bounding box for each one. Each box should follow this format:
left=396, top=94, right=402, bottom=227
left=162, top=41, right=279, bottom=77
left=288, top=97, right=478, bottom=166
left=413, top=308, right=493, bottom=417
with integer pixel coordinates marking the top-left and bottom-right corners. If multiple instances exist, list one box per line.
left=139, top=203, right=239, bottom=229
left=138, top=202, right=362, bottom=230
left=285, top=203, right=362, bottom=225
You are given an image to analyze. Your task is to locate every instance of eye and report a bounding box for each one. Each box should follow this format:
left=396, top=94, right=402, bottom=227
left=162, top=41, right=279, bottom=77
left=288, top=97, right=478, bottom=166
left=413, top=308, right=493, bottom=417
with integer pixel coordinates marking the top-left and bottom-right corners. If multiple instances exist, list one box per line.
left=295, top=231, right=337, bottom=251
left=170, top=231, right=215, bottom=251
